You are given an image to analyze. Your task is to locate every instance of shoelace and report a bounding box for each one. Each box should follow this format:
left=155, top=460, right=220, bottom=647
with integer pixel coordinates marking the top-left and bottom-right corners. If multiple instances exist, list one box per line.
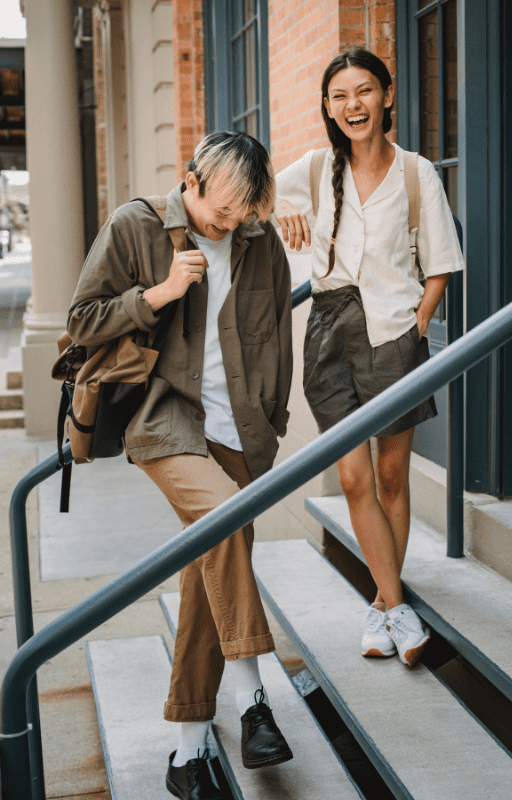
left=187, top=748, right=210, bottom=790
left=362, top=607, right=386, bottom=633
left=245, top=687, right=276, bottom=732
left=387, top=610, right=423, bottom=639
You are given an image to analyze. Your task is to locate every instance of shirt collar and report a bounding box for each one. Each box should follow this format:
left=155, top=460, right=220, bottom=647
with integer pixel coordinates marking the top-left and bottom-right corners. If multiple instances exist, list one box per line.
left=340, top=144, right=402, bottom=214
left=164, top=182, right=266, bottom=240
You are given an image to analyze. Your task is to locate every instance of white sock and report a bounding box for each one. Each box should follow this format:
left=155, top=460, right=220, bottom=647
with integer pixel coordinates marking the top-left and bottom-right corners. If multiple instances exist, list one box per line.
left=227, top=656, right=268, bottom=716
left=173, top=720, right=210, bottom=767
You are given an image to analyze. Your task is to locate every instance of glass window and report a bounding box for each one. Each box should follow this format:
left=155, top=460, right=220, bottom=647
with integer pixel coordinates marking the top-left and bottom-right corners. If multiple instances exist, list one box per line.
left=443, top=0, right=458, bottom=160
left=231, top=0, right=260, bottom=138
left=419, top=10, right=439, bottom=163
left=417, top=0, right=458, bottom=214
left=203, top=0, right=270, bottom=149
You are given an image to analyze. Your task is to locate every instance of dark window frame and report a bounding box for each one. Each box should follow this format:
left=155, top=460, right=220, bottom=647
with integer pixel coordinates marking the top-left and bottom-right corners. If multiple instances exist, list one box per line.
left=203, top=0, right=270, bottom=151
left=397, top=0, right=510, bottom=496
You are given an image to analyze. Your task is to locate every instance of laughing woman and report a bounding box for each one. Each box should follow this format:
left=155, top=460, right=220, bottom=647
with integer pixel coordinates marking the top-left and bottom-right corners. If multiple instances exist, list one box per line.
left=275, top=48, right=464, bottom=667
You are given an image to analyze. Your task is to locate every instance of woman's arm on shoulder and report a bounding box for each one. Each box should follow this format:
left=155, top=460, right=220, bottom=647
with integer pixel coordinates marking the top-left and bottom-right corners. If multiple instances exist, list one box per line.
left=274, top=149, right=317, bottom=251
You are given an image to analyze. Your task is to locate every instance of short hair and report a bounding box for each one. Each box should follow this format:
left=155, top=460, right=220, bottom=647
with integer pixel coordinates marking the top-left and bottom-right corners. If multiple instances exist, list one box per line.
left=188, top=131, right=275, bottom=214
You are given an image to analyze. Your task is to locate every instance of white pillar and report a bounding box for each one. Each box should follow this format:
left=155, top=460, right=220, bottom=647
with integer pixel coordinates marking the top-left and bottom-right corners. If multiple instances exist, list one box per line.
left=22, top=0, right=85, bottom=436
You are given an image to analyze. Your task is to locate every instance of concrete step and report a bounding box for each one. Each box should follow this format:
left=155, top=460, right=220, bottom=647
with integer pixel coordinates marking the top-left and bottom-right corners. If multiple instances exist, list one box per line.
left=6, top=346, right=22, bottom=389
left=87, top=635, right=192, bottom=800
left=0, top=388, right=23, bottom=410
left=410, top=451, right=512, bottom=581
left=87, top=622, right=362, bottom=800
left=252, top=539, right=512, bottom=800
left=0, top=408, right=24, bottom=428
left=305, top=494, right=512, bottom=703
left=160, top=591, right=363, bottom=800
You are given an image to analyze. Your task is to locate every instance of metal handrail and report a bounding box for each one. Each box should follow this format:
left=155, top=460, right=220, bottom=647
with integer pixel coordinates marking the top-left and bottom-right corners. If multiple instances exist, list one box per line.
left=5, top=284, right=509, bottom=800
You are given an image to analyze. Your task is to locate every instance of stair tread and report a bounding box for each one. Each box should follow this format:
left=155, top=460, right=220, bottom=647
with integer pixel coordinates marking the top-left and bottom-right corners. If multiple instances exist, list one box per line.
left=160, top=591, right=362, bottom=800
left=306, top=495, right=512, bottom=690
left=87, top=636, right=175, bottom=799
left=253, top=539, right=512, bottom=800
left=0, top=408, right=24, bottom=427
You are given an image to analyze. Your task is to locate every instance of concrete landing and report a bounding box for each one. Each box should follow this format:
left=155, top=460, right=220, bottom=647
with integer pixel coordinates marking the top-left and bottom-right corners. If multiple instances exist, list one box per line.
left=253, top=539, right=512, bottom=800
left=160, top=591, right=362, bottom=800
left=37, top=442, right=182, bottom=580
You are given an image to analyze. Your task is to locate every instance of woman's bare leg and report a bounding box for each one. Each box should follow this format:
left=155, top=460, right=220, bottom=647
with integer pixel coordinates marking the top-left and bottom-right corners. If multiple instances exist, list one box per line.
left=336, top=440, right=404, bottom=609
left=373, top=428, right=415, bottom=605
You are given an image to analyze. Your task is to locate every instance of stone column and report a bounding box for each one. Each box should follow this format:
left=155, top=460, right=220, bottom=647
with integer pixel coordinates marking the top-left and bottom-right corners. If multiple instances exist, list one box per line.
left=22, top=0, right=85, bottom=436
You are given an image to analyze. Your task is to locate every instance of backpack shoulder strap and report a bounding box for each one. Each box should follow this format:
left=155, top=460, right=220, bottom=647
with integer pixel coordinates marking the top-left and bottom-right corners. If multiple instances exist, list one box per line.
left=309, top=148, right=329, bottom=217
left=402, top=151, right=420, bottom=232
left=134, top=196, right=188, bottom=252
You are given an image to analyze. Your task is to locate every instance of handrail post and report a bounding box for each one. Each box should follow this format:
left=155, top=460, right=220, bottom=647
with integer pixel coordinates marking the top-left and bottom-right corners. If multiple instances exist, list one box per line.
left=446, top=220, right=465, bottom=558
left=447, top=270, right=465, bottom=557
left=5, top=444, right=74, bottom=800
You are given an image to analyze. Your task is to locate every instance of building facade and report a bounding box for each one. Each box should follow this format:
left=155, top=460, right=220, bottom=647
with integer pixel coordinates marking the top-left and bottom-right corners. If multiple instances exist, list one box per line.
left=19, top=1, right=512, bottom=566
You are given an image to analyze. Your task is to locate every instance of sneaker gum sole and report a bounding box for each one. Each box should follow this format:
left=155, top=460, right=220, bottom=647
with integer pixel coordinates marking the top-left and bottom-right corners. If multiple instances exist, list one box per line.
left=242, top=749, right=294, bottom=770
left=403, top=635, right=431, bottom=668
left=362, top=647, right=397, bottom=658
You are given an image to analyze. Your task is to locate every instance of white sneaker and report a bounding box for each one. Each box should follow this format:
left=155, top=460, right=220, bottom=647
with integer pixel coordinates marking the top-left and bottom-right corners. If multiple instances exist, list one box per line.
left=361, top=606, right=397, bottom=658
left=386, top=605, right=430, bottom=667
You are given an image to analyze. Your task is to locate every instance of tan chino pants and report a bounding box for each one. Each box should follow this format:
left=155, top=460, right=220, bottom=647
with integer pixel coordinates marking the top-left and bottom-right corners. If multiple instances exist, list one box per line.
left=136, top=440, right=275, bottom=722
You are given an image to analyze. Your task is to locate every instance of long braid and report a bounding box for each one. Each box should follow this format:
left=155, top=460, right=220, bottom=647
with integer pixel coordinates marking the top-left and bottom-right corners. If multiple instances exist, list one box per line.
left=320, top=48, right=393, bottom=278
left=326, top=145, right=346, bottom=277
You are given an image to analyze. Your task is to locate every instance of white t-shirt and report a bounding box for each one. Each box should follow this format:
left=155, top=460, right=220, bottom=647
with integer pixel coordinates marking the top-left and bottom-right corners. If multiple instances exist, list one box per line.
left=275, top=143, right=465, bottom=346
left=194, top=231, right=243, bottom=451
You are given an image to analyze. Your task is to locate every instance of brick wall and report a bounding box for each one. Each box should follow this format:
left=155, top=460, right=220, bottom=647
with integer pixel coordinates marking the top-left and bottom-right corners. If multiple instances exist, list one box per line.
left=172, top=0, right=206, bottom=181
left=269, top=0, right=397, bottom=171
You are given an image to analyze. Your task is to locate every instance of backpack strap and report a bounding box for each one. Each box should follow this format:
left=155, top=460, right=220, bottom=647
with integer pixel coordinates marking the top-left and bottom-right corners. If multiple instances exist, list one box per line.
left=132, top=196, right=187, bottom=339
left=403, top=151, right=420, bottom=231
left=402, top=151, right=423, bottom=280
left=309, top=148, right=329, bottom=217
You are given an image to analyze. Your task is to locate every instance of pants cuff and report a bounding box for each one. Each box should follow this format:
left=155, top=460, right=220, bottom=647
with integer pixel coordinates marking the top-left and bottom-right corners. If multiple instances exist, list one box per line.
left=164, top=700, right=216, bottom=722
left=221, top=632, right=275, bottom=660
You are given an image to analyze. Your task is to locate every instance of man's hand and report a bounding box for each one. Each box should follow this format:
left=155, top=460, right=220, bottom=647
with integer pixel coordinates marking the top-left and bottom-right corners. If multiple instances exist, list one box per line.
left=143, top=250, right=208, bottom=311
left=274, top=196, right=311, bottom=251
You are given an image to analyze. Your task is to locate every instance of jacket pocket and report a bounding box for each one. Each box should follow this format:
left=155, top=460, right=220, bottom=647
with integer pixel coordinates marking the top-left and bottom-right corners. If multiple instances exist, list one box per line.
left=237, top=289, right=276, bottom=344
left=125, top=376, right=171, bottom=444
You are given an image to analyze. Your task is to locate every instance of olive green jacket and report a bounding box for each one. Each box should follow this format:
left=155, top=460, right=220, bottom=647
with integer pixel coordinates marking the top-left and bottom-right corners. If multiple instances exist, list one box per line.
left=67, top=184, right=293, bottom=479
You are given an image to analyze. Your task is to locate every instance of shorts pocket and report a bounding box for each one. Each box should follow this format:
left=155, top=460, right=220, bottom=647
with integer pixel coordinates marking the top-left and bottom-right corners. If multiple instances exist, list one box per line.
left=410, top=322, right=421, bottom=348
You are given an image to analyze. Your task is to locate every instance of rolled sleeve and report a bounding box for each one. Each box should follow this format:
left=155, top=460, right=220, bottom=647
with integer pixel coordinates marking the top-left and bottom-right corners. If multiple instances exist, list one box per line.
left=121, top=285, right=161, bottom=332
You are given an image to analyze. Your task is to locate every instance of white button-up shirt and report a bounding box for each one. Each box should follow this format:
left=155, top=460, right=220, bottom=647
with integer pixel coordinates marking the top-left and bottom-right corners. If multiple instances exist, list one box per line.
left=275, top=144, right=465, bottom=346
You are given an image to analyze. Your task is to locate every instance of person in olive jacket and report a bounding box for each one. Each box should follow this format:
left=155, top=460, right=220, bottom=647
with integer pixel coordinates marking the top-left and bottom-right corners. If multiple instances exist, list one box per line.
left=68, top=132, right=293, bottom=800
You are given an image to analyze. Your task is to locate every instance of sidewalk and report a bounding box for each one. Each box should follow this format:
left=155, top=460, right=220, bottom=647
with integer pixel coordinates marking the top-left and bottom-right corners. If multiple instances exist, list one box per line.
left=0, top=429, right=302, bottom=799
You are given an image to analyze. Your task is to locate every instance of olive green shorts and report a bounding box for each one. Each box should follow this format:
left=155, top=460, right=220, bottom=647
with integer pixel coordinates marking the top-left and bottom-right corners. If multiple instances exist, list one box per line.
left=303, top=285, right=437, bottom=437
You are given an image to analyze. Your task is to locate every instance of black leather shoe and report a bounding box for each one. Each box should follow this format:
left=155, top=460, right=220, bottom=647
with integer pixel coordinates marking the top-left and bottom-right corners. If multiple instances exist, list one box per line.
left=165, top=750, right=225, bottom=800
left=241, top=689, right=293, bottom=769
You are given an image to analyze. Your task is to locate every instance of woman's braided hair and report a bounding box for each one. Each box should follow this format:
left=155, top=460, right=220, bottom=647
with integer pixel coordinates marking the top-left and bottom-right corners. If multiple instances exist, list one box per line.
left=320, top=48, right=393, bottom=277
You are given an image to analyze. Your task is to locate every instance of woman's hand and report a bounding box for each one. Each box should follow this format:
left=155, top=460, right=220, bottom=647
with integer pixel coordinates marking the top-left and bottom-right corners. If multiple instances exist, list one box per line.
left=143, top=250, right=208, bottom=311
left=415, top=272, right=451, bottom=338
left=274, top=196, right=311, bottom=251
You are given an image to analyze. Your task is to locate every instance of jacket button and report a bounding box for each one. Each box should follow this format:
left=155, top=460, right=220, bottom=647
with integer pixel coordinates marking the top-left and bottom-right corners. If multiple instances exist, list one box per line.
left=191, top=371, right=200, bottom=380
left=195, top=412, right=203, bottom=420
left=194, top=324, right=203, bottom=332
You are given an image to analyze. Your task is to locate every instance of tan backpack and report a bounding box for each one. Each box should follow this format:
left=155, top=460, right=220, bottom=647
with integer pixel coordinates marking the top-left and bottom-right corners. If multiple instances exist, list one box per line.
left=52, top=197, right=188, bottom=510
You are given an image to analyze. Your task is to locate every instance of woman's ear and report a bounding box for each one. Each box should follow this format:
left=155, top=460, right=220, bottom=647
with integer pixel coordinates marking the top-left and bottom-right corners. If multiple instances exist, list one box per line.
left=384, top=83, right=395, bottom=109
left=323, top=96, right=334, bottom=119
